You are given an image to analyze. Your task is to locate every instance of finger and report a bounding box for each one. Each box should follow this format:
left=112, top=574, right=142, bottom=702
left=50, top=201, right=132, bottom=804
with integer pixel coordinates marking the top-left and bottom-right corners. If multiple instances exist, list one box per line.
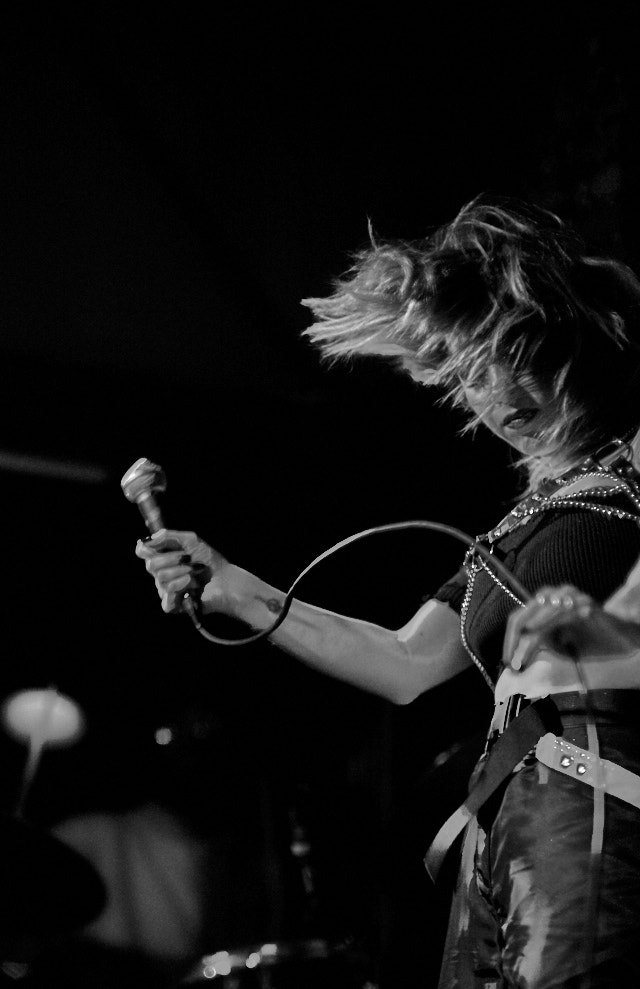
left=544, top=584, right=592, bottom=614
left=503, top=605, right=535, bottom=664
left=161, top=574, right=191, bottom=612
left=519, top=605, right=578, bottom=635
left=509, top=632, right=541, bottom=672
left=136, top=539, right=156, bottom=559
left=515, top=609, right=579, bottom=663
left=510, top=607, right=598, bottom=668
left=136, top=534, right=186, bottom=557
left=519, top=596, right=593, bottom=636
left=506, top=612, right=563, bottom=671
left=502, top=594, right=555, bottom=665
left=154, top=566, right=192, bottom=589
left=149, top=529, right=199, bottom=552
left=144, top=551, right=190, bottom=575
left=503, top=601, right=552, bottom=671
left=503, top=587, right=591, bottom=669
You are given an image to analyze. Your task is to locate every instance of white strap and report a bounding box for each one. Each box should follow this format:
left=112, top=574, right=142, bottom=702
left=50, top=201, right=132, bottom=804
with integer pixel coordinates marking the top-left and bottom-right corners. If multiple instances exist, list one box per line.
left=535, top=733, right=640, bottom=810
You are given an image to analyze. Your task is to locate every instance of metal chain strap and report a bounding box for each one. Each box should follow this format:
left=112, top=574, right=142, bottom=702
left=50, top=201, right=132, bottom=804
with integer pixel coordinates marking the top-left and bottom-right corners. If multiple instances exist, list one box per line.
left=461, top=458, right=640, bottom=689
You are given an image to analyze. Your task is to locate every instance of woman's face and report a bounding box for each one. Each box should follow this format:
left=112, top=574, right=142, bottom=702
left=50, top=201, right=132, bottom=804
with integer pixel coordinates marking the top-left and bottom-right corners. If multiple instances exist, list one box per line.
left=461, top=365, right=550, bottom=455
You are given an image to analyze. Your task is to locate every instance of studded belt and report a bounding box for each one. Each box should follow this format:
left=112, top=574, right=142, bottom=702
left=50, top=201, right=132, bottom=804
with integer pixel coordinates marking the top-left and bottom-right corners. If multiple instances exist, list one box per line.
left=425, top=693, right=640, bottom=885
left=535, top=732, right=640, bottom=810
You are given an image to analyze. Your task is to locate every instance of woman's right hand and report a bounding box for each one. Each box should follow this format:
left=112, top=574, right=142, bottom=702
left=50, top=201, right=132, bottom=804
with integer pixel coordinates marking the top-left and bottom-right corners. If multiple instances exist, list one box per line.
left=135, top=528, right=232, bottom=614
left=502, top=584, right=640, bottom=672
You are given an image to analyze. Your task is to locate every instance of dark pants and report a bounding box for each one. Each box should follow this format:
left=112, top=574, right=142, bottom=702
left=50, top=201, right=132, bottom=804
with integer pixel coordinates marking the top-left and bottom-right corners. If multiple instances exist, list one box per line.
left=438, top=692, right=640, bottom=989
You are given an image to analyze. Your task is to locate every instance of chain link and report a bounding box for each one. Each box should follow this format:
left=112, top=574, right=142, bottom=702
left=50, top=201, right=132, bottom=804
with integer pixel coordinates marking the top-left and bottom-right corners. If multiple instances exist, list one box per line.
left=461, top=456, right=640, bottom=689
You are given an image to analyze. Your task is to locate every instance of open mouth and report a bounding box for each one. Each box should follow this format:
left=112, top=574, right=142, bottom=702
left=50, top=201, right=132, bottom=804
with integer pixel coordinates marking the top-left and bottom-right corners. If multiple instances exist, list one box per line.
left=502, top=408, right=538, bottom=429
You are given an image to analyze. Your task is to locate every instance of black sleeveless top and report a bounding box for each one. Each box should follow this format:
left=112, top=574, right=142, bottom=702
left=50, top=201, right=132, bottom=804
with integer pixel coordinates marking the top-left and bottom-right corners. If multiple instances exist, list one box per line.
left=434, top=498, right=640, bottom=686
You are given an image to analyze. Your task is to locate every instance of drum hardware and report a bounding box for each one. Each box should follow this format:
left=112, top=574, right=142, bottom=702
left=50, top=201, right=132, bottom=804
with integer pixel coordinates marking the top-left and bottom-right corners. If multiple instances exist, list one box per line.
left=0, top=690, right=104, bottom=963
left=178, top=937, right=375, bottom=987
left=1, top=687, right=85, bottom=818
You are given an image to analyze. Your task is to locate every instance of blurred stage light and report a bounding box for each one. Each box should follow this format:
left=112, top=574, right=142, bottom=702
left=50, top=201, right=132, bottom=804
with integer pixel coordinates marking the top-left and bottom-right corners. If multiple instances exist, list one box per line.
left=0, top=448, right=108, bottom=484
left=154, top=726, right=174, bottom=746
left=1, top=687, right=85, bottom=747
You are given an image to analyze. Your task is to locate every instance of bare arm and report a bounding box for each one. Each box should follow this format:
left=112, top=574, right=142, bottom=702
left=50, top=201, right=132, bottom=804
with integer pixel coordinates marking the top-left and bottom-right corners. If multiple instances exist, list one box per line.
left=136, top=529, right=472, bottom=705
left=605, top=556, right=640, bottom=623
left=220, top=567, right=471, bottom=703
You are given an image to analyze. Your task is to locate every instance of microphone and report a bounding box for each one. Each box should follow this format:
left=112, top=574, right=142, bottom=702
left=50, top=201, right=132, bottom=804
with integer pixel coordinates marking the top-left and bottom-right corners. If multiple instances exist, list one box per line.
left=120, top=457, right=167, bottom=534
left=121, top=457, right=199, bottom=616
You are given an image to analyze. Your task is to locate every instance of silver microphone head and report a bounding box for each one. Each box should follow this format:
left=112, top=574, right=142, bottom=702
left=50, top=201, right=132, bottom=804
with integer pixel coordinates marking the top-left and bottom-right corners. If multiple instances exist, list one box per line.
left=121, top=458, right=166, bottom=502
left=121, top=458, right=167, bottom=533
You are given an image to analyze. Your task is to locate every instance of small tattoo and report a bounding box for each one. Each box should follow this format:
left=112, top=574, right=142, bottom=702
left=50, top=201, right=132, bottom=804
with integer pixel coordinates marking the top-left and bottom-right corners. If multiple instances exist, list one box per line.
left=260, top=596, right=283, bottom=615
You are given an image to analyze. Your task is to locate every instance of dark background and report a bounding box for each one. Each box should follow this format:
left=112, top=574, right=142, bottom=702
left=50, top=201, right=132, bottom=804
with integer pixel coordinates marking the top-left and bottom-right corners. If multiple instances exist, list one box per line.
left=0, top=8, right=638, bottom=987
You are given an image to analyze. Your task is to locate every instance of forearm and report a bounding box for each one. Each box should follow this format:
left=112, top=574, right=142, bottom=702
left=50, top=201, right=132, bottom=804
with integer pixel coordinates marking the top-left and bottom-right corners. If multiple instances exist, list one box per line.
left=202, top=565, right=461, bottom=703
left=606, top=556, right=640, bottom=633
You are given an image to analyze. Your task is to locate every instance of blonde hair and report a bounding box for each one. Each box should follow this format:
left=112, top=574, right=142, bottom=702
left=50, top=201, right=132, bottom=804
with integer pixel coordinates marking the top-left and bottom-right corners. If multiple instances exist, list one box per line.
left=303, top=198, right=640, bottom=490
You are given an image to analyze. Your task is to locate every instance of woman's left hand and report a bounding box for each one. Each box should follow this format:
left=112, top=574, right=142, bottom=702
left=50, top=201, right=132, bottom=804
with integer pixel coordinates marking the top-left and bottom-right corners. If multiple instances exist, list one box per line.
left=502, top=584, right=640, bottom=672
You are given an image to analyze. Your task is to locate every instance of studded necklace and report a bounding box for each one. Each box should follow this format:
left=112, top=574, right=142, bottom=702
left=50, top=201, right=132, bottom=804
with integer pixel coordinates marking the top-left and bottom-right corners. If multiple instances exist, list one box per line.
left=488, top=437, right=640, bottom=544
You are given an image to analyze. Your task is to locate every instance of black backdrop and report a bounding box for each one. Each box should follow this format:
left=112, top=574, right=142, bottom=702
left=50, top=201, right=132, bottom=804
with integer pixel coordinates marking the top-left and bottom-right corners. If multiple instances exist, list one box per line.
left=0, top=8, right=638, bottom=987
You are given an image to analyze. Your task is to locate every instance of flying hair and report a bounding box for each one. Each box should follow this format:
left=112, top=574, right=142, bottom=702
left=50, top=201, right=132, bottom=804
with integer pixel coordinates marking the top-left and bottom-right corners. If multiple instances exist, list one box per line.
left=302, top=196, right=640, bottom=490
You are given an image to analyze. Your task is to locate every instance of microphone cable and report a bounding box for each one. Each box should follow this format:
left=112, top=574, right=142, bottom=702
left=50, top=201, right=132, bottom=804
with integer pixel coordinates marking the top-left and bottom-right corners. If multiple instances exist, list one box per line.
left=182, top=518, right=532, bottom=646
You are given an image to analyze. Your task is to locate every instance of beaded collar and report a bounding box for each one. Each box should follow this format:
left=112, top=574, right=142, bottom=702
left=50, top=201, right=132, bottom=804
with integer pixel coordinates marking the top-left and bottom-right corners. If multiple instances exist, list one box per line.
left=487, top=436, right=640, bottom=544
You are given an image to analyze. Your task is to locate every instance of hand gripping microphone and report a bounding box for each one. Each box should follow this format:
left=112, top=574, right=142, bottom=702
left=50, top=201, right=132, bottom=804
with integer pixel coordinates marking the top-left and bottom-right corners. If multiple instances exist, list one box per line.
left=121, top=456, right=286, bottom=646
left=121, top=457, right=199, bottom=617
left=120, top=455, right=295, bottom=646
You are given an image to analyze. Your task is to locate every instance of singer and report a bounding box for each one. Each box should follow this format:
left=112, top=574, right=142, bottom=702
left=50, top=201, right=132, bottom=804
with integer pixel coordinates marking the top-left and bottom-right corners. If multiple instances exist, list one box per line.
left=136, top=198, right=640, bottom=988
